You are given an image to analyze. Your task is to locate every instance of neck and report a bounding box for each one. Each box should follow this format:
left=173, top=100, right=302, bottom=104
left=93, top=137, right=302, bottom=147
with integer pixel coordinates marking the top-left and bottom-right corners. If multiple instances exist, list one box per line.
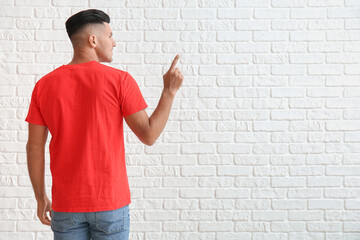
left=67, top=49, right=99, bottom=65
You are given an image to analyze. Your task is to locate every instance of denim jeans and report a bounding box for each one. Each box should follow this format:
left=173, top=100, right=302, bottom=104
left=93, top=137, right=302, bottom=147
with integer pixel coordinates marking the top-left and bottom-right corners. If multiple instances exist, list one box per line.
left=51, top=204, right=130, bottom=240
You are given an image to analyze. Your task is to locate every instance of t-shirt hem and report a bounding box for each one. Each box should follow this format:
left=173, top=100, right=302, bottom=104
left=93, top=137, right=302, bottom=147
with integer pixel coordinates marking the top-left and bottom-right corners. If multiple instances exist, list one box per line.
left=25, top=119, right=47, bottom=126
left=51, top=199, right=131, bottom=213
left=123, top=104, right=148, bottom=118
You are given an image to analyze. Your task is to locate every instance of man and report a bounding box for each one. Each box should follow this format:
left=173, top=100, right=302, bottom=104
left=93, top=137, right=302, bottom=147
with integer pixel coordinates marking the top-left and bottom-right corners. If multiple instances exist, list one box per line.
left=25, top=9, right=183, bottom=240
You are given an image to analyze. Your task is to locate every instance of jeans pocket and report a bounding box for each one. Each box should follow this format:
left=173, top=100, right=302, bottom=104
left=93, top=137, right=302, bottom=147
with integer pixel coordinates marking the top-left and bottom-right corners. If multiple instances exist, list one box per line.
left=95, top=205, right=129, bottom=234
left=51, top=210, right=75, bottom=232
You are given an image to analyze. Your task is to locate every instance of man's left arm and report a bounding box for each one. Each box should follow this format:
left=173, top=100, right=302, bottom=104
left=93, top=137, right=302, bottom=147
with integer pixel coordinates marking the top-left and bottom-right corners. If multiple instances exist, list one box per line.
left=26, top=123, right=52, bottom=226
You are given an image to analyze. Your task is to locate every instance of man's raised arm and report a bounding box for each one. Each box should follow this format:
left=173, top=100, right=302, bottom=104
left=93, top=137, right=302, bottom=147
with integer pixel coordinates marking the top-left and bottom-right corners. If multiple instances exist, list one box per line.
left=124, top=54, right=184, bottom=146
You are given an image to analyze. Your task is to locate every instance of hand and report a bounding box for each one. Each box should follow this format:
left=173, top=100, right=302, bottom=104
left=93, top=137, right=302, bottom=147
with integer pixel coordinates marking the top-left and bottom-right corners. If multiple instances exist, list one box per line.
left=37, top=196, right=52, bottom=226
left=163, top=54, right=184, bottom=95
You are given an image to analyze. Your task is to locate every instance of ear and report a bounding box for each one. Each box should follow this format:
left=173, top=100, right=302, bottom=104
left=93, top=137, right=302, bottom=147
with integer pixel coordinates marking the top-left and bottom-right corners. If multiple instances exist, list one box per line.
left=88, top=35, right=97, bottom=48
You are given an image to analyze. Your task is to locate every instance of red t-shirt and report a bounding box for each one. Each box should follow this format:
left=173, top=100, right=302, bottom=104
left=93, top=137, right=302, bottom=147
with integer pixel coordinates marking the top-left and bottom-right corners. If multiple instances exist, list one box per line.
left=25, top=61, right=147, bottom=212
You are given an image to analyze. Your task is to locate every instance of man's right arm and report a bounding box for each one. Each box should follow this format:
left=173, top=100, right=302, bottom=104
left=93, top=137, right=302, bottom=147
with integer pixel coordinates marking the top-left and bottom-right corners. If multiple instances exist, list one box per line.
left=124, top=54, right=183, bottom=146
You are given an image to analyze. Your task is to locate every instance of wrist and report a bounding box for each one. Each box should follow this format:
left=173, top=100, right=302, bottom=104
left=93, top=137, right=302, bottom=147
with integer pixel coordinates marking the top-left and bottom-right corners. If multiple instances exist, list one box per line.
left=35, top=194, right=48, bottom=202
left=162, top=88, right=176, bottom=98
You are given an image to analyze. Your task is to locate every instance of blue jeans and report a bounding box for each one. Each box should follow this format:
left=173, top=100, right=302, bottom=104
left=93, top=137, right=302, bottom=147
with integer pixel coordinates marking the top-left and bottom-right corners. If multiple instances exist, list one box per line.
left=51, top=205, right=130, bottom=240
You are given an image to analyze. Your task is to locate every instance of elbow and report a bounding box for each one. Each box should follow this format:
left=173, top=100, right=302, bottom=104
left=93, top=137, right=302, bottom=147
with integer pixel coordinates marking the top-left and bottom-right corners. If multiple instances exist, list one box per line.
left=141, top=125, right=157, bottom=146
left=145, top=141, right=155, bottom=146
left=142, top=131, right=156, bottom=146
left=26, top=142, right=45, bottom=152
left=143, top=137, right=156, bottom=146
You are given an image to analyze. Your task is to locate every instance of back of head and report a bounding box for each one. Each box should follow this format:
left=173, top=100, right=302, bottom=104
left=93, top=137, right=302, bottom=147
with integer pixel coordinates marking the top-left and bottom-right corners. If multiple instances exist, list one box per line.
left=65, top=9, right=110, bottom=40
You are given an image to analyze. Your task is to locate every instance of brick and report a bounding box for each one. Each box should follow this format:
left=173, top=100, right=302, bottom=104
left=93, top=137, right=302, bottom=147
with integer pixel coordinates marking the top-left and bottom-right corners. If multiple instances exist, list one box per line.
left=308, top=42, right=342, bottom=52
left=291, top=9, right=326, bottom=19
left=254, top=31, right=288, bottom=42
left=344, top=177, right=360, bottom=187
left=346, top=200, right=360, bottom=210
left=272, top=0, right=306, bottom=7
left=308, top=177, right=342, bottom=187
left=235, top=222, right=269, bottom=232
left=254, top=9, right=289, bottom=19
left=163, top=0, right=196, bottom=7
left=199, top=0, right=234, bottom=8
left=235, top=177, right=270, bottom=188
left=254, top=121, right=288, bottom=131
left=344, top=222, right=360, bottom=232
left=181, top=210, right=215, bottom=220
left=271, top=222, right=305, bottom=232
left=0, top=7, right=33, bottom=17
left=144, top=210, right=178, bottom=221
left=216, top=189, right=250, bottom=199
left=290, top=166, right=325, bottom=176
left=218, top=99, right=252, bottom=109
left=199, top=132, right=233, bottom=143
left=181, top=9, right=215, bottom=19
left=307, top=222, right=342, bottom=232
left=272, top=200, right=306, bottom=210
left=273, top=65, right=307, bottom=76
left=271, top=110, right=305, bottom=120
left=252, top=189, right=286, bottom=199
left=253, top=211, right=286, bottom=221
left=254, top=166, right=288, bottom=177
left=328, top=8, right=360, bottom=18
left=218, top=9, right=251, bottom=19
left=182, top=143, right=216, bottom=153
left=218, top=233, right=251, bottom=240
left=218, top=144, right=251, bottom=154
left=181, top=166, right=215, bottom=176
left=198, top=20, right=234, bottom=31
left=218, top=166, right=251, bottom=176
left=144, top=188, right=178, bottom=198
left=271, top=20, right=306, bottom=30
left=199, top=177, right=233, bottom=188
left=326, top=210, right=360, bottom=221
left=272, top=42, right=307, bottom=53
left=200, top=199, right=234, bottom=210
left=236, top=20, right=269, bottom=30
left=308, top=0, right=343, bottom=7
left=271, top=177, right=305, bottom=187
left=309, top=200, right=344, bottom=209
left=291, top=31, right=325, bottom=41
left=327, top=30, right=360, bottom=41
left=288, top=189, right=323, bottom=198
left=289, top=210, right=323, bottom=221
left=163, top=221, right=197, bottom=231
left=199, top=221, right=233, bottom=232
left=325, top=189, right=360, bottom=198
left=289, top=233, right=324, bottom=240
left=145, top=31, right=177, bottom=42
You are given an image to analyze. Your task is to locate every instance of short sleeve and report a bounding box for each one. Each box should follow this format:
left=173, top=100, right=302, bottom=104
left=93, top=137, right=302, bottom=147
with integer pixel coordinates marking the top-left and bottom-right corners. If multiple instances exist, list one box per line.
left=120, top=72, right=148, bottom=117
left=25, top=83, right=47, bottom=126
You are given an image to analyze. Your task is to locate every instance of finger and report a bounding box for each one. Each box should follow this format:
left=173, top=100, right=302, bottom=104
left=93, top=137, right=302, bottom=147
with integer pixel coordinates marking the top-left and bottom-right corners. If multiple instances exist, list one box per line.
left=169, top=54, right=180, bottom=71
left=40, top=216, right=51, bottom=226
left=43, top=219, right=51, bottom=226
left=44, top=214, right=51, bottom=225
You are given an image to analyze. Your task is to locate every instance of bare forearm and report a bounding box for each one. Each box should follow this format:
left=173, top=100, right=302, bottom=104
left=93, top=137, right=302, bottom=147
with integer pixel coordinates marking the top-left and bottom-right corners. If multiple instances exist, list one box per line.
left=148, top=89, right=175, bottom=144
left=125, top=55, right=183, bottom=146
left=26, top=146, right=47, bottom=201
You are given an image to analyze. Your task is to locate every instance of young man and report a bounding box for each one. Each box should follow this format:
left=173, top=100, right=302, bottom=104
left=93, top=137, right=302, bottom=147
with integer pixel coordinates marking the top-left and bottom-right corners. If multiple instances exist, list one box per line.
left=25, top=9, right=183, bottom=240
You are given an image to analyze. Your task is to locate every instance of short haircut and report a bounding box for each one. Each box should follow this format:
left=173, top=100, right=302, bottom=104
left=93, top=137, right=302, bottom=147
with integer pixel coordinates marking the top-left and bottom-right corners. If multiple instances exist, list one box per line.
left=65, top=9, right=110, bottom=40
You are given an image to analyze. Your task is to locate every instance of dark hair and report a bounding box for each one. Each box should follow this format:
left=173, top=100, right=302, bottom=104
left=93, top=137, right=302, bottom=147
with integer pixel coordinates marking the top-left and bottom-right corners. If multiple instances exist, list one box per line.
left=65, top=9, right=110, bottom=39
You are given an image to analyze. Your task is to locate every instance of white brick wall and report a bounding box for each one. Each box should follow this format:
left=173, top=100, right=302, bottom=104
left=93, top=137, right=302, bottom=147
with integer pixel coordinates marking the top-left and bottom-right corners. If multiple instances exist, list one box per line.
left=0, top=0, right=360, bottom=239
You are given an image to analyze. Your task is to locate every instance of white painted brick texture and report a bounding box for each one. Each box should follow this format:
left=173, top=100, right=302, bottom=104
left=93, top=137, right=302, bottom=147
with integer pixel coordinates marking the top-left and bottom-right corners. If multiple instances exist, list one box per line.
left=1, top=0, right=360, bottom=239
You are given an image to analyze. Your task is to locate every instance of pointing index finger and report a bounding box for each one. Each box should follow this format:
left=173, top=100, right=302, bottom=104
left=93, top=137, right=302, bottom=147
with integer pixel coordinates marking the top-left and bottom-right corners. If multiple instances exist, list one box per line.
left=169, top=54, right=180, bottom=71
